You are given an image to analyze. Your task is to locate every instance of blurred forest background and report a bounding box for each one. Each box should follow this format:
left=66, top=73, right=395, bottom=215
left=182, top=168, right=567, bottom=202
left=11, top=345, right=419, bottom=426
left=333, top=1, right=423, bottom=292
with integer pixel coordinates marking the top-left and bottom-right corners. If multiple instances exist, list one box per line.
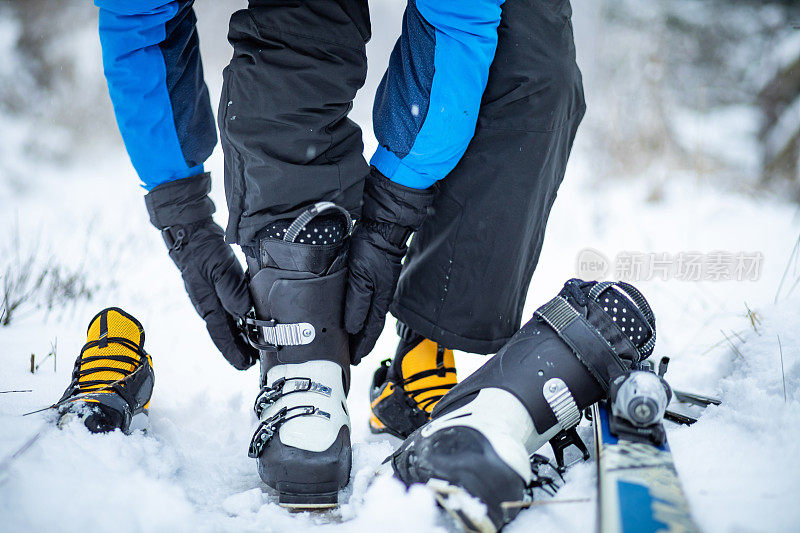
left=0, top=0, right=798, bottom=198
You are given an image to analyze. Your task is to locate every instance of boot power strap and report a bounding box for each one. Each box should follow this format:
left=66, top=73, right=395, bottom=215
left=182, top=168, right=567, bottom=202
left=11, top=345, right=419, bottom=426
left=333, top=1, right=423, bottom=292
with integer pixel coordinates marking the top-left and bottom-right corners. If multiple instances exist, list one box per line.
left=240, top=316, right=316, bottom=351
left=535, top=296, right=628, bottom=390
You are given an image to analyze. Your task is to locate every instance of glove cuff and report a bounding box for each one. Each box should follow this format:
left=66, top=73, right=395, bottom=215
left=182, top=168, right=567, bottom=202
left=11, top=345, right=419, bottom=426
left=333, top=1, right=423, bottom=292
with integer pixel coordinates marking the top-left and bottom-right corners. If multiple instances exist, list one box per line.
left=362, top=168, right=436, bottom=236
left=144, top=173, right=216, bottom=230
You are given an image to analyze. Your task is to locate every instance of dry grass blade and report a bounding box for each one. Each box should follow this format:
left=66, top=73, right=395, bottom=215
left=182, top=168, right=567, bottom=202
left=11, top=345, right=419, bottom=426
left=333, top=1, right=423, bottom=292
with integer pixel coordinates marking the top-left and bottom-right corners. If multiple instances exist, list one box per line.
left=501, top=498, right=591, bottom=510
left=774, top=231, right=800, bottom=304
left=1, top=225, right=96, bottom=327
left=744, top=302, right=761, bottom=334
left=778, top=335, right=787, bottom=403
left=721, top=329, right=745, bottom=360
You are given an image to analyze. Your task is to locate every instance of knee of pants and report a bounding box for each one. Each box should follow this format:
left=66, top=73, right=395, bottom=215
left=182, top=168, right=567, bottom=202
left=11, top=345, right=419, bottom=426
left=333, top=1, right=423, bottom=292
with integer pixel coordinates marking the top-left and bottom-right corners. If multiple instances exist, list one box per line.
left=219, top=7, right=368, bottom=162
left=481, top=54, right=585, bottom=133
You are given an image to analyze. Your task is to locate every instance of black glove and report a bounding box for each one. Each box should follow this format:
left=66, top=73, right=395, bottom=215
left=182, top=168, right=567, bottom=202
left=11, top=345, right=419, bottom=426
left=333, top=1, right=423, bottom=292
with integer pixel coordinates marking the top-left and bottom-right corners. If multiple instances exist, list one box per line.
left=345, top=169, right=436, bottom=364
left=144, top=173, right=258, bottom=370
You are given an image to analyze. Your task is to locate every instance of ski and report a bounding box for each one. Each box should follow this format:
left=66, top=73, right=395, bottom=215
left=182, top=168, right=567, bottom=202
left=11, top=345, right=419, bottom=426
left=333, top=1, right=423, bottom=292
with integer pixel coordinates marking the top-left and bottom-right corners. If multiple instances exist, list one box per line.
left=593, top=376, right=700, bottom=533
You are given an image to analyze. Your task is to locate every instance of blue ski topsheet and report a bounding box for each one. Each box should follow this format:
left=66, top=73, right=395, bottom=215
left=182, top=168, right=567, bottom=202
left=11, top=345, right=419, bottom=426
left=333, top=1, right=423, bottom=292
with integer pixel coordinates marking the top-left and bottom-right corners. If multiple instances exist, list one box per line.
left=593, top=401, right=699, bottom=533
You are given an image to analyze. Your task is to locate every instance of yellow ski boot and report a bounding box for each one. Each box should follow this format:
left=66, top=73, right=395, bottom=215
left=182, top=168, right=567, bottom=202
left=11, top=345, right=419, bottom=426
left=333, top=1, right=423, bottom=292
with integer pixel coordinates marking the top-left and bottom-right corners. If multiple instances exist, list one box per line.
left=369, top=323, right=457, bottom=439
left=57, top=307, right=154, bottom=434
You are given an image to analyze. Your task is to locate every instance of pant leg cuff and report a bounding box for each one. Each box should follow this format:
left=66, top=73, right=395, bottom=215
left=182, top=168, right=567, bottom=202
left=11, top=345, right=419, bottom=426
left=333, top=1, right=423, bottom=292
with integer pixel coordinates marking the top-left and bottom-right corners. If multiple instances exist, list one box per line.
left=390, top=302, right=511, bottom=355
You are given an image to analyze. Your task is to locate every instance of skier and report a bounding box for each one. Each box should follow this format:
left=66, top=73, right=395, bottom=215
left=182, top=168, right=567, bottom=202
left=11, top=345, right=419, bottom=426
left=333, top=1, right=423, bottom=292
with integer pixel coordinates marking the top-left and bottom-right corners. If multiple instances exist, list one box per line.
left=94, top=0, right=584, bottom=507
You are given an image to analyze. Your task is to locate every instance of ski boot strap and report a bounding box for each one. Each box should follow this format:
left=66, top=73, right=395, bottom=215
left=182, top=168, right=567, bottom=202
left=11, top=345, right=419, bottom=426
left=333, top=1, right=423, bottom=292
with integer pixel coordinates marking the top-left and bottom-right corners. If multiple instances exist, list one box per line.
left=535, top=295, right=629, bottom=390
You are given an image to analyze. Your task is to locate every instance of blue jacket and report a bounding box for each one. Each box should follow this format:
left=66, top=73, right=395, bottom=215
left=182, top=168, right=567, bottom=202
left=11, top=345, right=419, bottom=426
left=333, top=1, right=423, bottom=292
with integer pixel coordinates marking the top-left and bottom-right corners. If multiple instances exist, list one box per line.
left=95, top=0, right=504, bottom=190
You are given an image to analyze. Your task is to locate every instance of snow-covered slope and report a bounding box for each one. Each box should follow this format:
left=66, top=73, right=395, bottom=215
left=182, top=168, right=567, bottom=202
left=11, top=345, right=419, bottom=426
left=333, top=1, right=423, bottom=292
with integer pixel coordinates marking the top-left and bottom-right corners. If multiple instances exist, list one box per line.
left=1, top=1, right=799, bottom=532
left=2, top=140, right=798, bottom=533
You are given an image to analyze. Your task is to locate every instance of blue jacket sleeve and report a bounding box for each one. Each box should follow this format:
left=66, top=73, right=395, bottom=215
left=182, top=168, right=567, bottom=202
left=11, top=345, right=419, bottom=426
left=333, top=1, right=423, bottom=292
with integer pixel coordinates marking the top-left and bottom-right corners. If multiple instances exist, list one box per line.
left=371, top=0, right=504, bottom=189
left=95, top=0, right=216, bottom=190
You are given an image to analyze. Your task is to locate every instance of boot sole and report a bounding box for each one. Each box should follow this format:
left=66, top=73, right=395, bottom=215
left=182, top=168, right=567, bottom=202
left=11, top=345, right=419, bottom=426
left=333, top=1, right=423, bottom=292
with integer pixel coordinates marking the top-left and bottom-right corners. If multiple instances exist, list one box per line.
left=278, top=491, right=338, bottom=510
left=367, top=420, right=404, bottom=440
left=426, top=478, right=497, bottom=533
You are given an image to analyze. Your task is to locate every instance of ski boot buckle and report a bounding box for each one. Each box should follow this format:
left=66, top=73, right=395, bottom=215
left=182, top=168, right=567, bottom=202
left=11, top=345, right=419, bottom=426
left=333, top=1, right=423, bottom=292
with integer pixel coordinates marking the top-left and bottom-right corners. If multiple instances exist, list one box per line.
left=248, top=405, right=331, bottom=458
left=239, top=314, right=316, bottom=351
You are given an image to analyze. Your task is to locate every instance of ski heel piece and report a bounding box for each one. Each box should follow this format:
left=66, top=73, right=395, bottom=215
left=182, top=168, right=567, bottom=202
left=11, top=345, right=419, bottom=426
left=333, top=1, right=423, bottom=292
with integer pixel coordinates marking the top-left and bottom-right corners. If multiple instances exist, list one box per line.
left=607, top=370, right=672, bottom=446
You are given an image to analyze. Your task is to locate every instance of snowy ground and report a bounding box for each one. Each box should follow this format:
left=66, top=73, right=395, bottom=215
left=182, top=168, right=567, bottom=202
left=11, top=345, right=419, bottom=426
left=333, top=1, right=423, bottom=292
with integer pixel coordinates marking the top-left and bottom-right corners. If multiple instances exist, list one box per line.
left=2, top=2, right=800, bottom=532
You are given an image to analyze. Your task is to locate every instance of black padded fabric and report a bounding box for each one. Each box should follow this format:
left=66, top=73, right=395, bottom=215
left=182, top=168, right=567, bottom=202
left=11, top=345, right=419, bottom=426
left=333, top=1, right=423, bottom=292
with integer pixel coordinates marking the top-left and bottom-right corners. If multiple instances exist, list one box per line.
left=596, top=287, right=651, bottom=348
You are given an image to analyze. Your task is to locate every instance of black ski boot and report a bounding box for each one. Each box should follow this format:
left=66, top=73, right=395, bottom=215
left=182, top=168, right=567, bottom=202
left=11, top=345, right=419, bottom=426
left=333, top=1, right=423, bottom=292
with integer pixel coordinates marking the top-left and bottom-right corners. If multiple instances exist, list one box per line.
left=57, top=308, right=154, bottom=434
left=242, top=203, right=353, bottom=509
left=369, top=322, right=457, bottom=439
left=391, top=280, right=657, bottom=532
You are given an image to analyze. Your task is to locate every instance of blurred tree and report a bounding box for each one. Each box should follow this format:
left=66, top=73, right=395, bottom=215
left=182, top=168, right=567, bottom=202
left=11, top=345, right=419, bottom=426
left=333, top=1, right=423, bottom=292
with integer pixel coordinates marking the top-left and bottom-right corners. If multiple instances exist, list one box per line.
left=758, top=34, right=800, bottom=197
left=0, top=0, right=114, bottom=183
left=583, top=0, right=799, bottom=196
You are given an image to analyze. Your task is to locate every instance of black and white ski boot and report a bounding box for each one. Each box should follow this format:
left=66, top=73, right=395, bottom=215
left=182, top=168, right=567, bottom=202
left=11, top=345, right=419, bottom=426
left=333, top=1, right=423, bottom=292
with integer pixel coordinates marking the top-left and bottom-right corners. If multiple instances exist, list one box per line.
left=391, top=279, right=657, bottom=532
left=242, top=203, right=353, bottom=509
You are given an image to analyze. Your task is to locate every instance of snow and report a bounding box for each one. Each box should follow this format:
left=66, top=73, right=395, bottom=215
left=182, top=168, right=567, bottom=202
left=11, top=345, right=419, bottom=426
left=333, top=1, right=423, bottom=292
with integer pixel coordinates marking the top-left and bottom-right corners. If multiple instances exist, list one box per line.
left=2, top=1, right=800, bottom=532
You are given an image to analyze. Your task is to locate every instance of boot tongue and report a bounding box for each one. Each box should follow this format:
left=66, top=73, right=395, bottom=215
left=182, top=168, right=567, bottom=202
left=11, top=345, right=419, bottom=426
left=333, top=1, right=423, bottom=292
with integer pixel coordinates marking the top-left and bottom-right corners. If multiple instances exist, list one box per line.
left=399, top=338, right=457, bottom=414
left=80, top=308, right=145, bottom=391
left=86, top=307, right=143, bottom=347
left=594, top=286, right=653, bottom=353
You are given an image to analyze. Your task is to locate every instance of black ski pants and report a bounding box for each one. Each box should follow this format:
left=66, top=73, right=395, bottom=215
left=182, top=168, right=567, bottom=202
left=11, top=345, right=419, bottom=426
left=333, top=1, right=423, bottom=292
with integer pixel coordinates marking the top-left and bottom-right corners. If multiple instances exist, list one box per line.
left=219, top=0, right=585, bottom=355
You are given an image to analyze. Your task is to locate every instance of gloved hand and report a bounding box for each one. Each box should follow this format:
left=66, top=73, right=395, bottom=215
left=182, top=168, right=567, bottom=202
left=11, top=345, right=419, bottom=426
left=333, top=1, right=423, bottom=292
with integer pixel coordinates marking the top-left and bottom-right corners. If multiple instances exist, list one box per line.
left=345, top=169, right=435, bottom=365
left=144, top=173, right=258, bottom=370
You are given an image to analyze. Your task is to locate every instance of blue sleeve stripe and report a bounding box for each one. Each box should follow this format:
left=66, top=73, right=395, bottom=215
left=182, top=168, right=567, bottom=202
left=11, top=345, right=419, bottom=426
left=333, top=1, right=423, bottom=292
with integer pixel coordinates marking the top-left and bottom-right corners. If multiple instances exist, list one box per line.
left=371, top=2, right=436, bottom=161
left=371, top=0, right=504, bottom=189
left=96, top=1, right=213, bottom=190
left=159, top=2, right=216, bottom=176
